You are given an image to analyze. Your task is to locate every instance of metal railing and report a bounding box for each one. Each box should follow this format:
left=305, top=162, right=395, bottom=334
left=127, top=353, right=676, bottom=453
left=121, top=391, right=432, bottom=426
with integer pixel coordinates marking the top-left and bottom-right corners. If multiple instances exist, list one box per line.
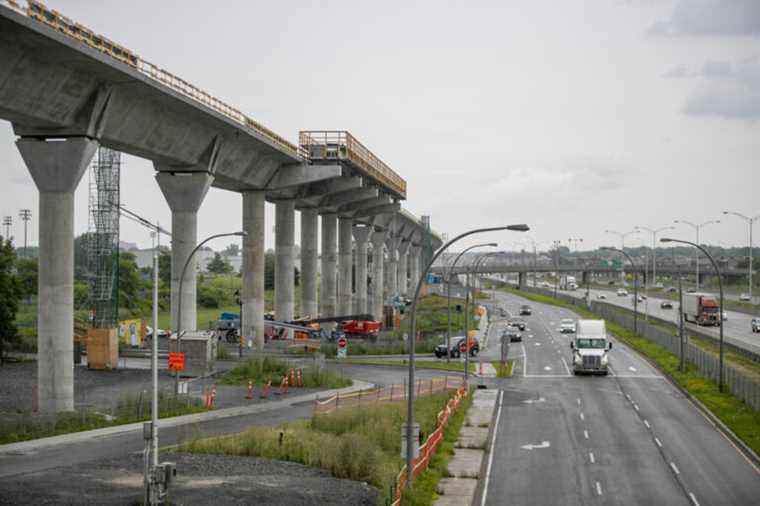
left=2, top=0, right=299, bottom=158
left=299, top=130, right=407, bottom=198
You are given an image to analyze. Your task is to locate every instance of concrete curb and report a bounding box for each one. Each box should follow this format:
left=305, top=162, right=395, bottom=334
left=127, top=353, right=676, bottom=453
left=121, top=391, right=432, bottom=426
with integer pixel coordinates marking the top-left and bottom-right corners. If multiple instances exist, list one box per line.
left=0, top=381, right=372, bottom=455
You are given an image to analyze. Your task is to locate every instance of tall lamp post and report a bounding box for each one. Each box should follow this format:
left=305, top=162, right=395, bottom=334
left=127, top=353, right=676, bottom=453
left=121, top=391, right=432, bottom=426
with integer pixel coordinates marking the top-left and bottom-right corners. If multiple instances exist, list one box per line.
left=605, top=229, right=636, bottom=285
left=601, top=246, right=640, bottom=334
left=722, top=211, right=759, bottom=302
left=445, top=243, right=497, bottom=363
left=661, top=237, right=725, bottom=391
left=174, top=231, right=247, bottom=394
left=635, top=225, right=675, bottom=290
left=404, top=224, right=529, bottom=487
left=464, top=251, right=500, bottom=384
left=673, top=219, right=720, bottom=290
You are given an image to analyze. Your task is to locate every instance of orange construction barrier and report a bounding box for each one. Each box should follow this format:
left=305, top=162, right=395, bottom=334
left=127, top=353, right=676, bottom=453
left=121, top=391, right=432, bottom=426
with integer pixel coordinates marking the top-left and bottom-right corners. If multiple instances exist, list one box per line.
left=261, top=380, right=271, bottom=399
left=207, top=384, right=217, bottom=409
left=246, top=380, right=254, bottom=400
left=297, top=368, right=303, bottom=387
left=290, top=368, right=296, bottom=387
left=279, top=375, right=289, bottom=395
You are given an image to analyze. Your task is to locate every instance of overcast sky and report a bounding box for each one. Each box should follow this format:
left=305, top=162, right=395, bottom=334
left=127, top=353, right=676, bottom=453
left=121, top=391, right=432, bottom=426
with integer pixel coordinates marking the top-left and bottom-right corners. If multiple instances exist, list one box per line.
left=1, top=0, right=758, bottom=253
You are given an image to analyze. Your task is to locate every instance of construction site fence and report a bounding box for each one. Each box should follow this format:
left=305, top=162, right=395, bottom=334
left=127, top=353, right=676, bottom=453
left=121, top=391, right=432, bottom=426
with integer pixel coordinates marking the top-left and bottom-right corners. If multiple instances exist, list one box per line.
left=521, top=285, right=760, bottom=412
left=313, top=376, right=464, bottom=415
left=391, top=385, right=469, bottom=505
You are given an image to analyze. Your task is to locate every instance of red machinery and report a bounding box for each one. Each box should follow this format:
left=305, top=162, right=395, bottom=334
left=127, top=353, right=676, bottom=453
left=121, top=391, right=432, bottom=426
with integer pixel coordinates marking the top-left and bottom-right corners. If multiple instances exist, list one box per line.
left=342, top=319, right=381, bottom=338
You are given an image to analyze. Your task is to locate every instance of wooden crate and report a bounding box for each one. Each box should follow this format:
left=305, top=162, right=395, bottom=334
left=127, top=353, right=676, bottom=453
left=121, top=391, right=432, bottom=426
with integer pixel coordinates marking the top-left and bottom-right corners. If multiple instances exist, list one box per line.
left=86, top=328, right=118, bottom=370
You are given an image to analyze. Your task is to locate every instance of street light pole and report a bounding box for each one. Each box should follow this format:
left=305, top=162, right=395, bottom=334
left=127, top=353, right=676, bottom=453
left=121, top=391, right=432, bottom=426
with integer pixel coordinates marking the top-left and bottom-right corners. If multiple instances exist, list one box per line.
left=674, top=219, right=720, bottom=290
left=661, top=237, right=725, bottom=391
left=404, top=224, right=529, bottom=487
left=464, top=252, right=500, bottom=384
left=174, top=231, right=247, bottom=394
left=601, top=246, right=640, bottom=334
left=445, top=243, right=496, bottom=364
left=605, top=229, right=636, bottom=284
left=722, top=211, right=759, bottom=301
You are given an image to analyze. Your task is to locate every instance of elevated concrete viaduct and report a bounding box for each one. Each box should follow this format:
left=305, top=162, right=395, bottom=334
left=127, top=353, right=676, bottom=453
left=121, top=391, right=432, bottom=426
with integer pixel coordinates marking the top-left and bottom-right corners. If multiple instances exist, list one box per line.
left=0, top=2, right=444, bottom=413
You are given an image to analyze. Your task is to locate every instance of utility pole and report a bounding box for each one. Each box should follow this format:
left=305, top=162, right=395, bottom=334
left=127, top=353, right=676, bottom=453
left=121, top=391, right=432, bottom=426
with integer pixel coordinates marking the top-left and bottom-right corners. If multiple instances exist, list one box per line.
left=2, top=216, right=11, bottom=240
left=19, top=209, right=31, bottom=257
left=674, top=219, right=720, bottom=290
left=722, top=211, right=759, bottom=302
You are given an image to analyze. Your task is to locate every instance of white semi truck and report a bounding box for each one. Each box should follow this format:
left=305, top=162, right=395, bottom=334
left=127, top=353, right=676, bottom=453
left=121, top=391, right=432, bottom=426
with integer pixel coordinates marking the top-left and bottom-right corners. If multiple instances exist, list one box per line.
left=570, top=320, right=612, bottom=375
left=560, top=275, right=578, bottom=291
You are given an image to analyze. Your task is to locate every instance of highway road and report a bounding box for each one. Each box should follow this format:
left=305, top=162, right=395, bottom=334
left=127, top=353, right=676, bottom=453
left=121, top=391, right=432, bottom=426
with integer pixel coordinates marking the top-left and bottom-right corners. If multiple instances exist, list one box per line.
left=570, top=285, right=760, bottom=356
left=479, top=290, right=760, bottom=505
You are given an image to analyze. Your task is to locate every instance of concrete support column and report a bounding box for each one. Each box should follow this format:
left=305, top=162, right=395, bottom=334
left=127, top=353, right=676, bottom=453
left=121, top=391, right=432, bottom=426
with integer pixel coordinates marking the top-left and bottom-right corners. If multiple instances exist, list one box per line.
left=275, top=200, right=295, bottom=322
left=16, top=137, right=98, bottom=413
left=338, top=217, right=353, bottom=316
left=398, top=241, right=411, bottom=296
left=156, top=172, right=214, bottom=335
left=371, top=231, right=387, bottom=321
left=242, top=191, right=266, bottom=349
left=300, top=208, right=318, bottom=318
left=353, top=226, right=371, bottom=315
left=518, top=271, right=527, bottom=289
left=320, top=213, right=338, bottom=318
left=385, top=238, right=400, bottom=300
left=409, top=246, right=421, bottom=293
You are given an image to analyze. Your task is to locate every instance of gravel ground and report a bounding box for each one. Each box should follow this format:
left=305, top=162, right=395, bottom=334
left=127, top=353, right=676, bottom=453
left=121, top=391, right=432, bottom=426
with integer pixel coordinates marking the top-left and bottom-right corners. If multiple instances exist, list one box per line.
left=0, top=452, right=379, bottom=505
left=0, top=362, right=178, bottom=414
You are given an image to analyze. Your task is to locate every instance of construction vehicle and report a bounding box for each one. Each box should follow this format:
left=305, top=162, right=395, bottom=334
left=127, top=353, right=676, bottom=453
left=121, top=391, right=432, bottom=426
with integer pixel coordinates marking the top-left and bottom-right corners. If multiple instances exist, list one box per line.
left=683, top=292, right=721, bottom=326
left=560, top=275, right=577, bottom=291
left=342, top=319, right=381, bottom=339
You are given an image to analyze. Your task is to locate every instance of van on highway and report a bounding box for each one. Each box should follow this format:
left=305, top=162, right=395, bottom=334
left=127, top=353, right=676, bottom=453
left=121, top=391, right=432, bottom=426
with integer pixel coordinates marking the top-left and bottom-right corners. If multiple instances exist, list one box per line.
left=570, top=320, right=612, bottom=375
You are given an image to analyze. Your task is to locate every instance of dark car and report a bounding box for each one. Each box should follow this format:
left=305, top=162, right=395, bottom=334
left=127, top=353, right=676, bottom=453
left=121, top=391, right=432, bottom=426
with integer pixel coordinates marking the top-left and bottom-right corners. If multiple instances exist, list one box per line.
left=660, top=301, right=673, bottom=309
left=519, top=305, right=532, bottom=316
left=435, top=336, right=480, bottom=358
left=503, top=330, right=522, bottom=343
left=508, top=319, right=527, bottom=331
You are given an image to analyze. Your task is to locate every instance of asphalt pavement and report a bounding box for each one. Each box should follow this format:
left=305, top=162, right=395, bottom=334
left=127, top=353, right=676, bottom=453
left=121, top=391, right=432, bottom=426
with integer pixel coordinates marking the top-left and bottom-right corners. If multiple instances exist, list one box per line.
left=480, top=290, right=760, bottom=506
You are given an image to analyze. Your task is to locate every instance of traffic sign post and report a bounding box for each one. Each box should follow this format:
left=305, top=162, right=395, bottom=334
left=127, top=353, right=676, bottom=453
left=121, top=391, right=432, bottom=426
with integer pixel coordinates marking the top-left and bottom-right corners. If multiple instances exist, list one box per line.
left=337, top=337, right=348, bottom=359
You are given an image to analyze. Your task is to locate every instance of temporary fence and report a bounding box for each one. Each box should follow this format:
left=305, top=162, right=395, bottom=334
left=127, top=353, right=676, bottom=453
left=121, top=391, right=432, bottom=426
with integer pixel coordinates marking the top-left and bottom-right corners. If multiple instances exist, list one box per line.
left=313, top=376, right=464, bottom=415
left=523, top=286, right=760, bottom=411
left=391, top=385, right=469, bottom=505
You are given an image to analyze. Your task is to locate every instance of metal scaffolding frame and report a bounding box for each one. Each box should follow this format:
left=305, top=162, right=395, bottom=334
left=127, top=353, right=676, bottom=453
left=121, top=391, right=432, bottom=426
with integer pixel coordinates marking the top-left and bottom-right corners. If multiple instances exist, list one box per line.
left=87, top=146, right=121, bottom=328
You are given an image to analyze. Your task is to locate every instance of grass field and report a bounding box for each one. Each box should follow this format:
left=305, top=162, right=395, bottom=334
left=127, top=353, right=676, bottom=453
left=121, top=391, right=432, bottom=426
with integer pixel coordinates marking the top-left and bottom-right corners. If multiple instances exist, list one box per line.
left=220, top=356, right=352, bottom=389
left=180, top=388, right=471, bottom=505
left=343, top=358, right=476, bottom=373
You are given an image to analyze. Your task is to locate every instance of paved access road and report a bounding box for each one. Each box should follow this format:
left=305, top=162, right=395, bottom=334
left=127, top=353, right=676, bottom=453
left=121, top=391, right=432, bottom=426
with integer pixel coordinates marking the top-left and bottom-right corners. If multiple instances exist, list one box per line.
left=480, top=291, right=760, bottom=506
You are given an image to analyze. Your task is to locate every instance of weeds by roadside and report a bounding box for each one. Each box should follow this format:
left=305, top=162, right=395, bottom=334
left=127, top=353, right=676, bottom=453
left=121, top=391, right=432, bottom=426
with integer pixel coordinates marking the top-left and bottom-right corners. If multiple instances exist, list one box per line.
left=221, top=356, right=351, bottom=389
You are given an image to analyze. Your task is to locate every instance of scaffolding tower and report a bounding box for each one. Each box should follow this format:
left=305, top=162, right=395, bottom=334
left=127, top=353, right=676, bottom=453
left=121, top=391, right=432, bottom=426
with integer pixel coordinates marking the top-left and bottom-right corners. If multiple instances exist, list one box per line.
left=87, top=146, right=121, bottom=328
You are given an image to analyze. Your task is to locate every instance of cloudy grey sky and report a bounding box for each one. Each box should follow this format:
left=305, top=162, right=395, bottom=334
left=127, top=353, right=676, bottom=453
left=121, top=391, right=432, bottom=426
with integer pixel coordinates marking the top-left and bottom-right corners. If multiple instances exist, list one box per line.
left=1, top=0, right=758, bottom=252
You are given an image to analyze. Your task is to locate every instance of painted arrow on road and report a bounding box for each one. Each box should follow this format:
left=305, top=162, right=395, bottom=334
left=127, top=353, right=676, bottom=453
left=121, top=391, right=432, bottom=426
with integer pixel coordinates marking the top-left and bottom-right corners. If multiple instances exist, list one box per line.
left=521, top=441, right=551, bottom=450
left=523, top=397, right=546, bottom=404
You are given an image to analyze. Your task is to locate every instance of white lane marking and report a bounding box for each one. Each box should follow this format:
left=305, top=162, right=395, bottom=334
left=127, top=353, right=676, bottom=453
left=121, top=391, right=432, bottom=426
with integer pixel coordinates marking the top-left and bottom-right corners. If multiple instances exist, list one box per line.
left=654, top=437, right=663, bottom=448
left=633, top=403, right=640, bottom=411
left=670, top=462, right=680, bottom=475
left=525, top=374, right=573, bottom=378
left=522, top=343, right=527, bottom=377
left=626, top=394, right=631, bottom=401
left=628, top=366, right=637, bottom=372
left=480, top=390, right=503, bottom=506
left=528, top=334, right=534, bottom=338
left=589, top=452, right=595, bottom=463
left=580, top=412, right=585, bottom=421
left=607, top=365, right=617, bottom=377
left=544, top=366, right=552, bottom=371
left=522, top=397, right=545, bottom=404
left=561, top=357, right=572, bottom=375
left=644, top=419, right=651, bottom=429
left=595, top=481, right=602, bottom=495
left=520, top=440, right=551, bottom=450
left=689, top=492, right=700, bottom=506
left=534, top=342, right=541, bottom=346
left=577, top=398, right=581, bottom=406
left=583, top=430, right=589, bottom=439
